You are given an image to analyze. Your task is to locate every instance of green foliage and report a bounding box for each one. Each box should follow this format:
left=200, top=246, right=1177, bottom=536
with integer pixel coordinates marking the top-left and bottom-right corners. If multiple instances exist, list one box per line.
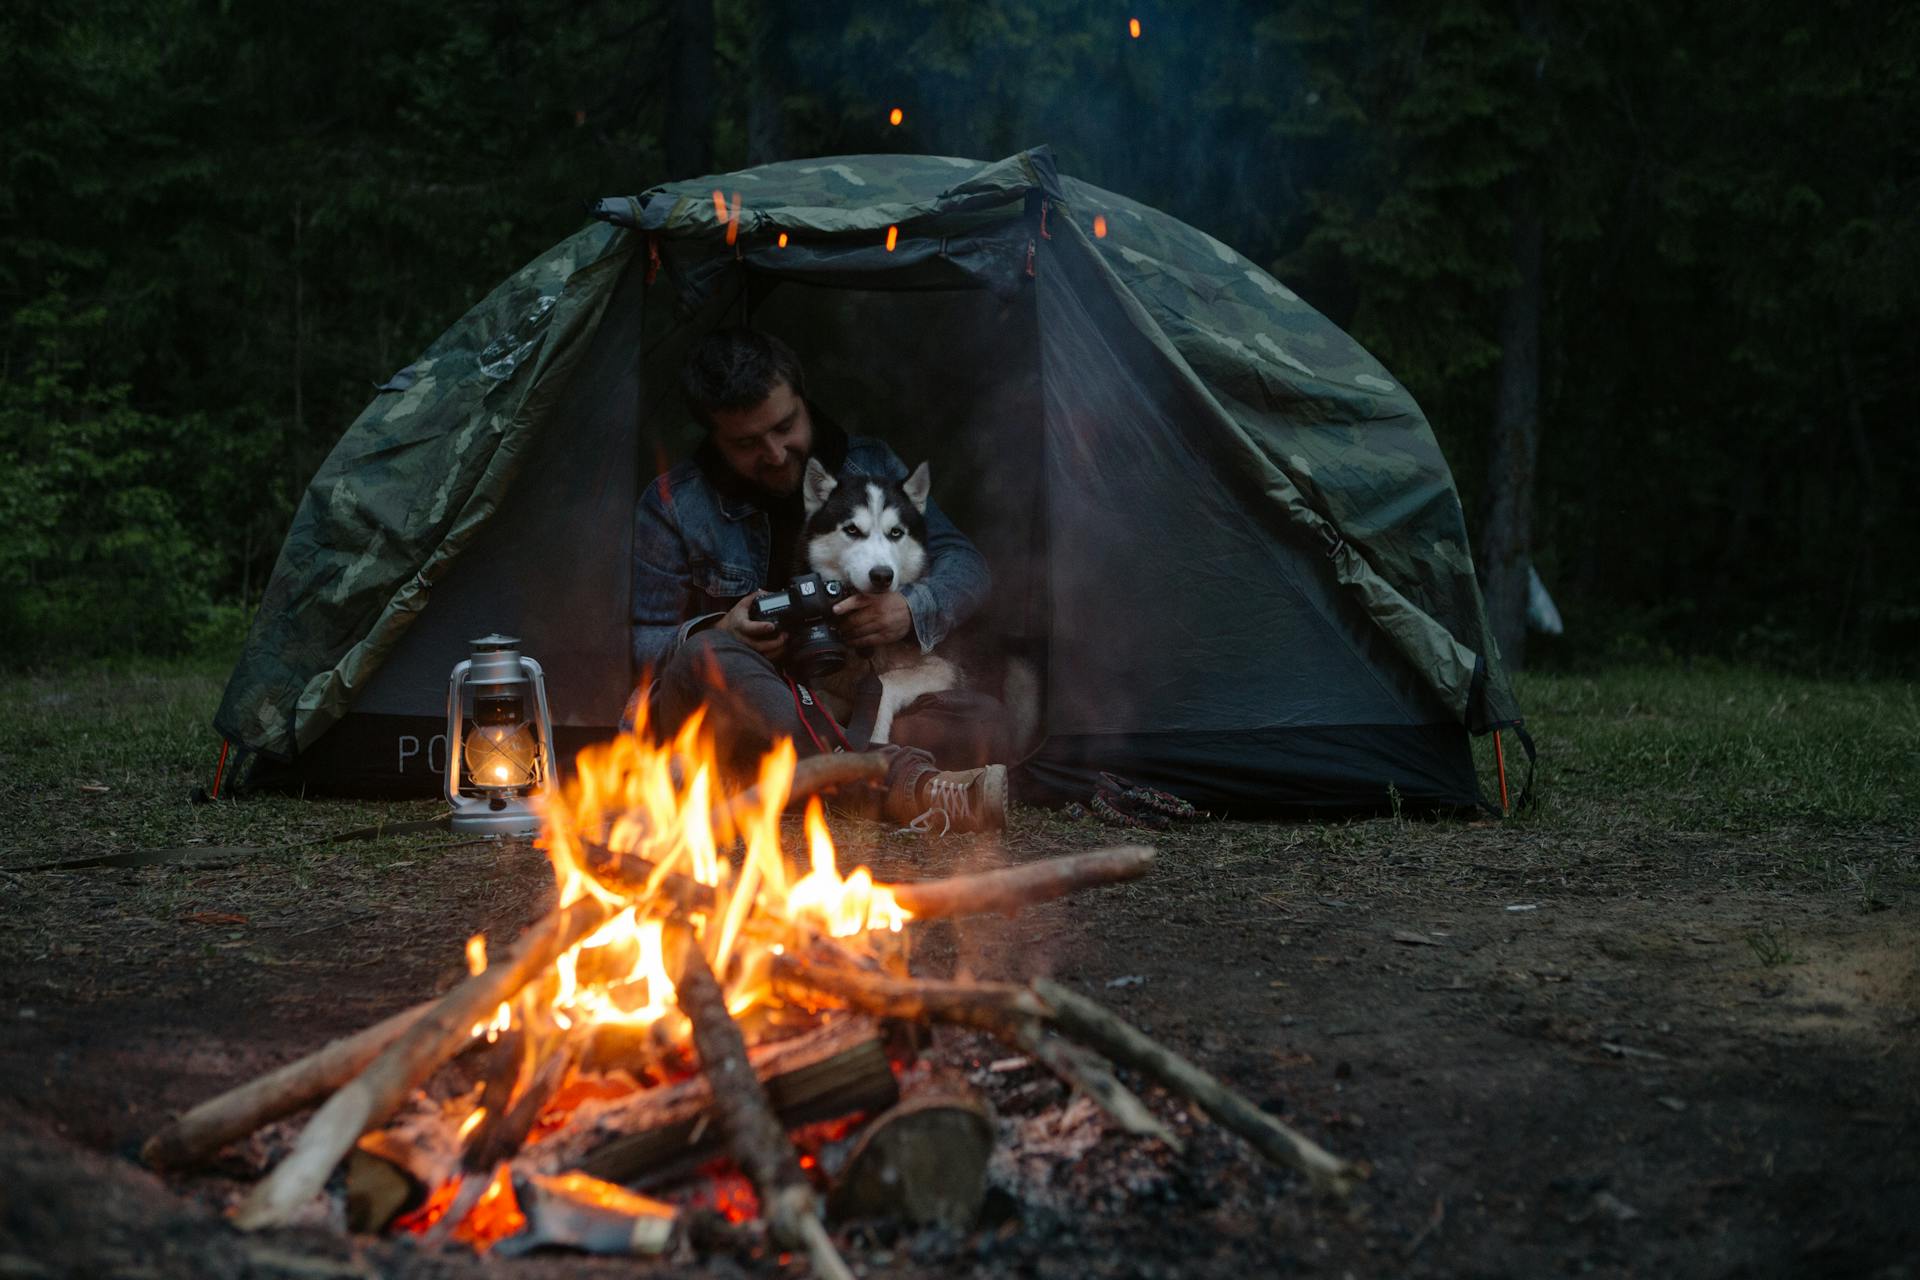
left=0, top=0, right=1913, bottom=672
left=0, top=289, right=215, bottom=658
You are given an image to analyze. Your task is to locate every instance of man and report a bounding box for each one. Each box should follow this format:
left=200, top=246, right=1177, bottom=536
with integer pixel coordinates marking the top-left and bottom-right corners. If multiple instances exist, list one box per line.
left=632, top=328, right=1004, bottom=832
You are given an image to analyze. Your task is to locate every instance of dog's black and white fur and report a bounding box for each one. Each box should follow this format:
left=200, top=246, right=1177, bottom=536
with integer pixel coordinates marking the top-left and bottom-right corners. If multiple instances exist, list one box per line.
left=799, top=457, right=961, bottom=745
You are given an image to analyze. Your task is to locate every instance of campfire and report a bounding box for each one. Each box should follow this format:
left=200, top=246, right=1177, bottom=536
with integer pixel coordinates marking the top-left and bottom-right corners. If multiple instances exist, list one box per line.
left=144, top=713, right=1356, bottom=1270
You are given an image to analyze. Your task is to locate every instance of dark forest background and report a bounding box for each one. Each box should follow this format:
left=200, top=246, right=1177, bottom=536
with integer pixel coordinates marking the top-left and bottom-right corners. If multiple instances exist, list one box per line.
left=3, top=0, right=1914, bottom=673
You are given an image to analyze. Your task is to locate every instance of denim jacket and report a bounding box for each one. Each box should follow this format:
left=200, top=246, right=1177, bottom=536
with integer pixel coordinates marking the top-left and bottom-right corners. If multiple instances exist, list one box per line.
left=632, top=434, right=991, bottom=676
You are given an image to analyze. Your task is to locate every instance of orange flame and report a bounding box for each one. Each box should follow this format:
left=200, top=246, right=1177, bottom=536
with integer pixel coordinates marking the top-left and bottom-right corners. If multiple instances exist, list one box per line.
left=494, top=702, right=906, bottom=1058
left=725, top=191, right=741, bottom=246
left=1129, top=17, right=1142, bottom=38
left=1093, top=214, right=1109, bottom=239
left=465, top=934, right=487, bottom=976
left=710, top=189, right=728, bottom=220
left=777, top=232, right=789, bottom=248
left=885, top=225, right=899, bottom=252
left=889, top=107, right=904, bottom=126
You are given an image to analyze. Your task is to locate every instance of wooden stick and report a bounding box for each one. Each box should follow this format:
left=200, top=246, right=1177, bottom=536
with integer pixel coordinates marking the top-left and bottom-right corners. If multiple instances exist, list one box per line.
left=888, top=846, right=1156, bottom=919
left=143, top=999, right=435, bottom=1171
left=770, top=951, right=1051, bottom=1034
left=775, top=950, right=1178, bottom=1150
left=582, top=841, right=1155, bottom=932
left=1012, top=1022, right=1183, bottom=1151
left=233, top=898, right=613, bottom=1230
left=1031, top=979, right=1358, bottom=1196
left=672, top=928, right=852, bottom=1280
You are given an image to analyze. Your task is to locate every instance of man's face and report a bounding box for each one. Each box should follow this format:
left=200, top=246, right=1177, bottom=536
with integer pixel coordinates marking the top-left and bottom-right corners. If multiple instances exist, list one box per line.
left=708, top=380, right=813, bottom=496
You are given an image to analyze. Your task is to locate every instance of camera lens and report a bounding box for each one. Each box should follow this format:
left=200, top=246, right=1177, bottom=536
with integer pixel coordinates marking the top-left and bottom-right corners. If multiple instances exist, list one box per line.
left=790, top=622, right=847, bottom=681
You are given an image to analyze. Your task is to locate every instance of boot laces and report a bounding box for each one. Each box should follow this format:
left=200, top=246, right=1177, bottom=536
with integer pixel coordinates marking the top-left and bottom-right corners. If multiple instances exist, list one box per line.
left=907, top=775, right=972, bottom=835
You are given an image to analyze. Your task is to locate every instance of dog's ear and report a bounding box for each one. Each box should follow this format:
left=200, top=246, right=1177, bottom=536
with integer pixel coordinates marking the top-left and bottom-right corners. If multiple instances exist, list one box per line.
left=902, top=461, right=931, bottom=513
left=802, top=458, right=838, bottom=516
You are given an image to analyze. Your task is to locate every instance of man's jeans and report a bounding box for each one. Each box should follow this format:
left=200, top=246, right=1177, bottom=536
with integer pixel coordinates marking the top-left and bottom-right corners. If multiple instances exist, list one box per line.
left=645, top=629, right=933, bottom=815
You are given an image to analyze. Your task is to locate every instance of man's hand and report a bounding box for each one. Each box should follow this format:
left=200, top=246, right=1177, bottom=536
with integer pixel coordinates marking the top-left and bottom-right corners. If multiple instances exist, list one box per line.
left=834, top=590, right=915, bottom=649
left=716, top=592, right=787, bottom=659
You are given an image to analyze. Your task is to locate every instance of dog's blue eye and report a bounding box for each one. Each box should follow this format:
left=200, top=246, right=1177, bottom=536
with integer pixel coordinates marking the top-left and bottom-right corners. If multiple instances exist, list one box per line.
left=887, top=528, right=904, bottom=541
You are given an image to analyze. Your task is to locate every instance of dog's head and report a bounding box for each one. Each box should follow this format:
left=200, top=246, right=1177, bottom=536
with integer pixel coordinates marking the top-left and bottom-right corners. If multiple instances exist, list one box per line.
left=801, top=459, right=931, bottom=594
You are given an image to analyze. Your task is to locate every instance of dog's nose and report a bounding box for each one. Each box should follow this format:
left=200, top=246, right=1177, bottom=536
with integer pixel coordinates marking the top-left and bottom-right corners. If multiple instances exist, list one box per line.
left=868, top=567, right=894, bottom=590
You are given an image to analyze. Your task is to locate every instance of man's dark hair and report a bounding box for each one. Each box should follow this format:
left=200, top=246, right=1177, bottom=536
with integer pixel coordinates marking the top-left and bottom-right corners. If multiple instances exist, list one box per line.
left=680, top=328, right=807, bottom=428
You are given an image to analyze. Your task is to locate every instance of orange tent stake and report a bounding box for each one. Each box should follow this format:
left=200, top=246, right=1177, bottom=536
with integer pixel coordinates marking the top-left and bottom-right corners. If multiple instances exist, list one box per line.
left=1493, top=729, right=1510, bottom=816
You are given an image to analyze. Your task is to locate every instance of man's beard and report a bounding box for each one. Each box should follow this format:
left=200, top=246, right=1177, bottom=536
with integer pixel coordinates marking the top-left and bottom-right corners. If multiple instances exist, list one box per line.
left=754, top=452, right=807, bottom=496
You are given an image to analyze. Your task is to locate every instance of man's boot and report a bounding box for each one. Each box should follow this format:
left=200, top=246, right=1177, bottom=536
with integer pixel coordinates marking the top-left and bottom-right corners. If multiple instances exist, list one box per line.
left=884, top=753, right=1007, bottom=834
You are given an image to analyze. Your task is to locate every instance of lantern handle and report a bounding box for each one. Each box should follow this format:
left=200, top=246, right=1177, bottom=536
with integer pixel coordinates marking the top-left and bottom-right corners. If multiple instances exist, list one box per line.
left=445, top=659, right=473, bottom=808
left=521, top=656, right=559, bottom=791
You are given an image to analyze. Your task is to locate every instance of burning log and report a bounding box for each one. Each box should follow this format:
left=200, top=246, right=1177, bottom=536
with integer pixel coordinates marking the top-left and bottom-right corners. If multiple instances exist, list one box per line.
left=463, top=1029, right=579, bottom=1174
left=142, top=998, right=435, bottom=1171
left=887, top=845, right=1156, bottom=920
left=527, top=1016, right=896, bottom=1187
left=345, top=1105, right=464, bottom=1234
left=425, top=1028, right=583, bottom=1246
left=672, top=926, right=853, bottom=1280
left=1029, top=979, right=1358, bottom=1196
left=233, top=898, right=614, bottom=1231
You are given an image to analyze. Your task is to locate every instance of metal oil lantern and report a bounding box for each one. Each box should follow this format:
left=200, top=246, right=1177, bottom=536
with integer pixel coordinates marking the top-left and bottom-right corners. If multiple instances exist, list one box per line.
left=445, top=634, right=557, bottom=835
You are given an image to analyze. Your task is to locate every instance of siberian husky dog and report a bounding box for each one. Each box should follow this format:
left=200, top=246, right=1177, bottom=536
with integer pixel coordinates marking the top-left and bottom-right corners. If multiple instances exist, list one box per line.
left=800, top=457, right=960, bottom=745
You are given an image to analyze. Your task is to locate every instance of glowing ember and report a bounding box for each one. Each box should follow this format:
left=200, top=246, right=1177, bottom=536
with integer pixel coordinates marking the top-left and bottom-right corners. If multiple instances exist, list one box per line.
left=1094, top=214, right=1109, bottom=239
left=710, top=189, right=727, bottom=221
left=465, top=934, right=487, bottom=976
left=456, top=1106, right=488, bottom=1143
left=777, top=232, right=789, bottom=248
left=395, top=1175, right=463, bottom=1234
left=885, top=225, right=899, bottom=252
left=452, top=1164, right=526, bottom=1247
left=1129, top=17, right=1142, bottom=38
left=725, top=191, right=741, bottom=246
left=888, top=107, right=904, bottom=126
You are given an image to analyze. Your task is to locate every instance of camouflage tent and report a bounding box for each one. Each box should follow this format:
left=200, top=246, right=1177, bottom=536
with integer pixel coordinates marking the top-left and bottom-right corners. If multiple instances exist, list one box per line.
left=218, top=146, right=1525, bottom=812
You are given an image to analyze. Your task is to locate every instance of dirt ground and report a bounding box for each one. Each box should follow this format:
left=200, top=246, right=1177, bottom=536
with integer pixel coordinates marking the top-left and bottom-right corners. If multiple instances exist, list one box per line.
left=1, top=801, right=1916, bottom=1279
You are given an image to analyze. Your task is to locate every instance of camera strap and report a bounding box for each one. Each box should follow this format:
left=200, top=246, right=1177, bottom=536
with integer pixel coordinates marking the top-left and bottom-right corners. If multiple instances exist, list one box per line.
left=784, top=675, right=856, bottom=755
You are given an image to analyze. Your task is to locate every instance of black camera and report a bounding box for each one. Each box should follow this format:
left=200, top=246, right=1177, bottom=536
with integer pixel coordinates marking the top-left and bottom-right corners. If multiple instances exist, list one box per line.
left=749, top=572, right=848, bottom=682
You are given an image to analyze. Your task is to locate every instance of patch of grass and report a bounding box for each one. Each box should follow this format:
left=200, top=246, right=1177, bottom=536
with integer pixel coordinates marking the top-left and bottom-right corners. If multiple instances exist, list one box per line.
left=0, top=660, right=1913, bottom=912
left=0, top=659, right=443, bottom=866
left=1745, top=923, right=1800, bottom=967
left=1505, top=665, right=1918, bottom=833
